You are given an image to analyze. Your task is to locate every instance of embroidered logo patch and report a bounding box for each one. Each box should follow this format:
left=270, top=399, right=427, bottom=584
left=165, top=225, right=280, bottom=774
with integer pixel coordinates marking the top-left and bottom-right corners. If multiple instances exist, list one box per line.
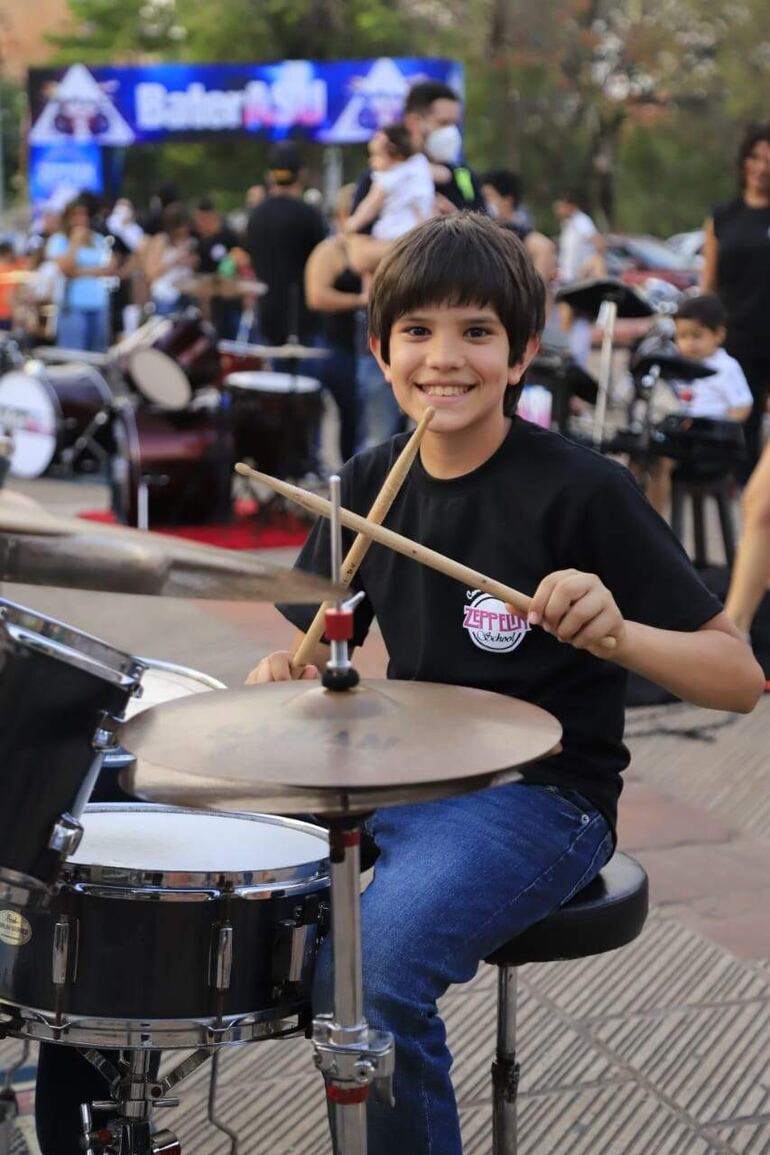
left=462, top=590, right=530, bottom=653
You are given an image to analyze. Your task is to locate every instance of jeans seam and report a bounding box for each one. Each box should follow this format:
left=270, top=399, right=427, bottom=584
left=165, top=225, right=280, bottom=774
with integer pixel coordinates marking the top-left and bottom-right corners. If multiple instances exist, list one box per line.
left=468, top=811, right=611, bottom=950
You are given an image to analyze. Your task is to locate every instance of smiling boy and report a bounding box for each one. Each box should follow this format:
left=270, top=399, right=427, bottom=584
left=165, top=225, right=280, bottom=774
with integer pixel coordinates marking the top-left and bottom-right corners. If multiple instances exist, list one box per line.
left=249, top=214, right=763, bottom=1154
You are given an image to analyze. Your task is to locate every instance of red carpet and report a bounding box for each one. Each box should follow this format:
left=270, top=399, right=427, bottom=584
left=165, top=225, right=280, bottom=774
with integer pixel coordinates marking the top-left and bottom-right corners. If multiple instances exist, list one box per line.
left=78, top=499, right=310, bottom=550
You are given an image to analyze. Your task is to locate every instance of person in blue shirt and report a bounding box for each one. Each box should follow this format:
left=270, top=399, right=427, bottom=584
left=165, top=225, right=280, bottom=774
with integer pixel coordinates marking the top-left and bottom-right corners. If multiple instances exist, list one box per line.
left=46, top=198, right=116, bottom=352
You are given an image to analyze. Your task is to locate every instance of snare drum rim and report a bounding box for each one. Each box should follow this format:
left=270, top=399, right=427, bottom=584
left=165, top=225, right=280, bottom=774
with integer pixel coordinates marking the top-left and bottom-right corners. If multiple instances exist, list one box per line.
left=133, top=656, right=226, bottom=694
left=0, top=598, right=145, bottom=691
left=63, top=803, right=330, bottom=892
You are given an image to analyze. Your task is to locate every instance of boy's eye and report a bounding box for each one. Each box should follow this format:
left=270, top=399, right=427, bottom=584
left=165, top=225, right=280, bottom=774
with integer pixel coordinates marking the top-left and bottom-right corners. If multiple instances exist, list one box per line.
left=466, top=326, right=491, bottom=338
left=402, top=325, right=429, bottom=337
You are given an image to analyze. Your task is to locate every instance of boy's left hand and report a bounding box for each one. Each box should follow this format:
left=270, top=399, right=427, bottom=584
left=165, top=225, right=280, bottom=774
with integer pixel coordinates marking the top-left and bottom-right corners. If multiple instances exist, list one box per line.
left=524, top=569, right=625, bottom=657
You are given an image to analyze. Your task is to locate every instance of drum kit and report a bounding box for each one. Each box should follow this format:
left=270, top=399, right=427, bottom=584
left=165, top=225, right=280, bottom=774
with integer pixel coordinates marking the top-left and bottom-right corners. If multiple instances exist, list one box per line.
left=0, top=448, right=563, bottom=1153
left=0, top=304, right=331, bottom=530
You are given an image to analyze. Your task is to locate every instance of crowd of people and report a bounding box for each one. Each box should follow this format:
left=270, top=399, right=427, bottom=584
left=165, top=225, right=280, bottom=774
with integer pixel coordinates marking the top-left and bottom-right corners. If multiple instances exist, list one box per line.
left=0, top=86, right=768, bottom=640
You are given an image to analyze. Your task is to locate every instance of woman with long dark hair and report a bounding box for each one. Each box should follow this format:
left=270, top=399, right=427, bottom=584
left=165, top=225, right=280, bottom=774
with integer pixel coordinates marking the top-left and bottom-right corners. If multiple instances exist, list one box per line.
left=701, top=123, right=770, bottom=478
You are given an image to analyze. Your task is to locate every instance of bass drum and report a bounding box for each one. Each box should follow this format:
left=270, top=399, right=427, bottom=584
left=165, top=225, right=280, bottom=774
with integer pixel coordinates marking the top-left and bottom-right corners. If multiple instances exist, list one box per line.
left=126, top=312, right=221, bottom=409
left=226, top=371, right=322, bottom=480
left=110, top=397, right=234, bottom=527
left=0, top=363, right=113, bottom=479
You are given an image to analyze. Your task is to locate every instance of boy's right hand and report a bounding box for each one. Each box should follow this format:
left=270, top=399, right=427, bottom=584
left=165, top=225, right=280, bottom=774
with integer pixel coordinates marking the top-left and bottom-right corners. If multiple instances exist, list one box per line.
left=245, top=650, right=319, bottom=685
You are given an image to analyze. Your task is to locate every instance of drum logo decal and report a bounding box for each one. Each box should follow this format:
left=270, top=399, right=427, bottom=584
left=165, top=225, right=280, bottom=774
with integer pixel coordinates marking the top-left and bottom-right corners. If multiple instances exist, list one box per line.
left=463, top=591, right=530, bottom=654
left=0, top=909, right=32, bottom=947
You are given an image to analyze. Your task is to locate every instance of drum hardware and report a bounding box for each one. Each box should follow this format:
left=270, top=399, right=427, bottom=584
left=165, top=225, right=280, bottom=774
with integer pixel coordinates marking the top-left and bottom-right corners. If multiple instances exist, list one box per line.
left=555, top=278, right=655, bottom=448
left=0, top=489, right=339, bottom=602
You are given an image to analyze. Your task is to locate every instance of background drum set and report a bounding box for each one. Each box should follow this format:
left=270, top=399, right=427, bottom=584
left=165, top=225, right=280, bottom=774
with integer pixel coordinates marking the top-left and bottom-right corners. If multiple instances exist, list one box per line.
left=0, top=297, right=329, bottom=530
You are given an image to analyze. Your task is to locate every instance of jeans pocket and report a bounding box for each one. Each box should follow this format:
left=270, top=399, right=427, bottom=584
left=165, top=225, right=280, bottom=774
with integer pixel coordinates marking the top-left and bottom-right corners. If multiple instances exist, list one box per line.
left=542, top=784, right=597, bottom=824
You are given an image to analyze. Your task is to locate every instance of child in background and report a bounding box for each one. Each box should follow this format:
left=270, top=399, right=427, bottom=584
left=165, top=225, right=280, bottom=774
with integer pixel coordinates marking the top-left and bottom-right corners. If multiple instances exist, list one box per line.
left=646, top=294, right=753, bottom=514
left=345, top=123, right=436, bottom=242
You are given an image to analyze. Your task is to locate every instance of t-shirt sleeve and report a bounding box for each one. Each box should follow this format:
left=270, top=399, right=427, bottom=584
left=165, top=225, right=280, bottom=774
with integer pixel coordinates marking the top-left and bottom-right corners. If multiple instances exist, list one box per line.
left=723, top=357, right=753, bottom=408
left=567, top=462, right=723, bottom=632
left=276, top=464, right=376, bottom=649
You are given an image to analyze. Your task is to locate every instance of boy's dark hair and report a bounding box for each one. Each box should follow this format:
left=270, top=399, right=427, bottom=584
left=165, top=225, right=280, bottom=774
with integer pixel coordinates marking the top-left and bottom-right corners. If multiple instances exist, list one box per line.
left=369, top=214, right=545, bottom=371
left=736, top=122, right=770, bottom=190
left=481, top=169, right=523, bottom=206
left=404, top=81, right=459, bottom=116
left=675, top=293, right=726, bottom=332
left=380, top=123, right=414, bottom=162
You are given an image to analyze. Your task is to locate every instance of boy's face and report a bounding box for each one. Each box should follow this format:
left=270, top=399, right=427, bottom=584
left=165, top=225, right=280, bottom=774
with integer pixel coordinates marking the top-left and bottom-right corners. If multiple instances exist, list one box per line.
left=674, top=318, right=723, bottom=362
left=370, top=303, right=535, bottom=438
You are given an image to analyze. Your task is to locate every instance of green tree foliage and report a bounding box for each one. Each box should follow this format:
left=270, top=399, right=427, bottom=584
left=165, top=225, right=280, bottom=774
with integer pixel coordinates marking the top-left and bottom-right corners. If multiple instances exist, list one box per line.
left=31, top=0, right=770, bottom=234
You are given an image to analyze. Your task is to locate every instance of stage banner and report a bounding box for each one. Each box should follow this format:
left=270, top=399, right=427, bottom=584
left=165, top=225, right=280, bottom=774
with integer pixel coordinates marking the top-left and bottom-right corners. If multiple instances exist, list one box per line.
left=27, top=58, right=464, bottom=148
left=28, top=142, right=104, bottom=207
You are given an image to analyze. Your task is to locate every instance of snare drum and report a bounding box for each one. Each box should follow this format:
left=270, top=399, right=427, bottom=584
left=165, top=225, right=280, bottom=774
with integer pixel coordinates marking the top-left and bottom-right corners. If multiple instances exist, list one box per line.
left=226, top=370, right=321, bottom=479
left=94, top=658, right=226, bottom=803
left=0, top=804, right=330, bottom=1049
left=110, top=397, right=234, bottom=526
left=126, top=313, right=221, bottom=410
left=0, top=362, right=113, bottom=478
left=0, top=600, right=144, bottom=904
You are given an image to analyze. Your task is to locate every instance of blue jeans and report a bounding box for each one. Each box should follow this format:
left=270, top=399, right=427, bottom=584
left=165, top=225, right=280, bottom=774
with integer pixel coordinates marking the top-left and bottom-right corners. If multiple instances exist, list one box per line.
left=56, top=306, right=109, bottom=352
left=314, top=781, right=613, bottom=1155
left=319, top=344, right=359, bottom=463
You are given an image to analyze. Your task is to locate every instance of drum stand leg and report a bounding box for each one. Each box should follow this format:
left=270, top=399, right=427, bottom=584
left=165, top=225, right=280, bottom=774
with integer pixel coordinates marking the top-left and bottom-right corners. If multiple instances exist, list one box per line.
left=80, top=1047, right=213, bottom=1154
left=592, top=298, right=618, bottom=449
left=312, top=820, right=395, bottom=1155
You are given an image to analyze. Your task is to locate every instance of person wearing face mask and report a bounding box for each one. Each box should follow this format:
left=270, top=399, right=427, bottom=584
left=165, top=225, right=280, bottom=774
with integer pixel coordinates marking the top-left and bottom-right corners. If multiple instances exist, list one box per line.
left=350, top=81, right=486, bottom=229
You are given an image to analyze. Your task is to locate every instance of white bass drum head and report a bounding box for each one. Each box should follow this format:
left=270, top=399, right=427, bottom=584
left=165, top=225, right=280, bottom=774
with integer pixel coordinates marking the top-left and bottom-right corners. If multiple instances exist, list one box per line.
left=0, top=370, right=58, bottom=478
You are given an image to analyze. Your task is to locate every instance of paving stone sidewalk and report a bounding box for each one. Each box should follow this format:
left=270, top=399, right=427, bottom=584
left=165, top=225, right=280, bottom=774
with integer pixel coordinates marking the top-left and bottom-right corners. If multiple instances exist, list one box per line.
left=1, top=476, right=768, bottom=1153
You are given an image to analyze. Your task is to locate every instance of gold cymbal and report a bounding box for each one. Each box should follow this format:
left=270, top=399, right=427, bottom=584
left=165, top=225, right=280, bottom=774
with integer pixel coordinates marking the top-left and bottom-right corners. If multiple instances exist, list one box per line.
left=121, top=680, right=562, bottom=815
left=0, top=488, right=336, bottom=602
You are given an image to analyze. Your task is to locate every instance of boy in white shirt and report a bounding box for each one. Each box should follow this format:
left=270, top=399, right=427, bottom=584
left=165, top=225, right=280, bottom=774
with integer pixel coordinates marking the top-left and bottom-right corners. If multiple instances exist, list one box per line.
left=647, top=294, right=752, bottom=513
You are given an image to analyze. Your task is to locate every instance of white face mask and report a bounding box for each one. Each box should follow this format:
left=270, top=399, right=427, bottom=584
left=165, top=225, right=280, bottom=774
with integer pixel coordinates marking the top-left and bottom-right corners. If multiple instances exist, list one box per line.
left=425, top=124, right=463, bottom=165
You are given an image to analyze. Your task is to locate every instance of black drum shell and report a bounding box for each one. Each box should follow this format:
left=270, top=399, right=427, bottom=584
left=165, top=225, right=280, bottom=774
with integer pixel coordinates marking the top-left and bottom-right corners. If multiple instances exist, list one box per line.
left=0, top=622, right=138, bottom=885
left=0, top=880, right=326, bottom=1021
left=111, top=401, right=234, bottom=527
left=228, top=384, right=321, bottom=479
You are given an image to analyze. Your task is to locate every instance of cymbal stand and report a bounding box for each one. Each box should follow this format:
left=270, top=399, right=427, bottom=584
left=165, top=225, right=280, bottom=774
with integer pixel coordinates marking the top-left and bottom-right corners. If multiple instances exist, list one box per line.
left=311, top=478, right=395, bottom=1155
left=592, top=297, right=618, bottom=448
left=79, top=1047, right=212, bottom=1154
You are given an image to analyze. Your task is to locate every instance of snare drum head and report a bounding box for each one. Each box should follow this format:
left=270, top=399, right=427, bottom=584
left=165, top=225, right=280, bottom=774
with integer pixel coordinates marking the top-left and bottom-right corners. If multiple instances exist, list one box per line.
left=130, top=347, right=192, bottom=410
left=225, top=371, right=320, bottom=395
left=70, top=805, right=329, bottom=876
left=127, top=658, right=225, bottom=719
left=0, top=369, right=58, bottom=478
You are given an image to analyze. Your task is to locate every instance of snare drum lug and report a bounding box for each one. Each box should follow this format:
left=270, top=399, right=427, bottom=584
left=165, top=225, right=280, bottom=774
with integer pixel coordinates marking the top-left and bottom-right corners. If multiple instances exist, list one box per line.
left=52, top=918, right=71, bottom=986
left=211, top=924, right=233, bottom=991
left=48, top=813, right=83, bottom=856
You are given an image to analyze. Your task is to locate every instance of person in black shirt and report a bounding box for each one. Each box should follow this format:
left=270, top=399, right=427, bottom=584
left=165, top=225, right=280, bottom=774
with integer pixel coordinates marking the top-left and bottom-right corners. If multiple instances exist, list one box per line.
left=351, top=81, right=486, bottom=233
left=192, top=196, right=244, bottom=340
left=252, top=217, right=766, bottom=1155
left=701, top=123, right=770, bottom=477
left=245, top=141, right=326, bottom=346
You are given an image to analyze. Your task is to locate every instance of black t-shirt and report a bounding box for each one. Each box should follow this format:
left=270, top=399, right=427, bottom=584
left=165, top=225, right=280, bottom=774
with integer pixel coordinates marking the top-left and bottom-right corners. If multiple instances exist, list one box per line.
left=196, top=224, right=242, bottom=274
left=713, top=197, right=770, bottom=359
left=245, top=196, right=326, bottom=344
left=280, top=421, right=722, bottom=833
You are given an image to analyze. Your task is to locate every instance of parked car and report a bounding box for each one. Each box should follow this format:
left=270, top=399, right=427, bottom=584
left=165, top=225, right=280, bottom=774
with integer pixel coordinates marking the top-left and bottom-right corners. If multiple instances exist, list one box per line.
left=602, top=234, right=700, bottom=290
left=666, top=229, right=705, bottom=266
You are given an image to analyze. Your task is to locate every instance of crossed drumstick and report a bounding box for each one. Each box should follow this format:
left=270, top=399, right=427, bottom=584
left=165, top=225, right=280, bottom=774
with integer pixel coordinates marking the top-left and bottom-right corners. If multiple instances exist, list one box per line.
left=235, top=411, right=616, bottom=658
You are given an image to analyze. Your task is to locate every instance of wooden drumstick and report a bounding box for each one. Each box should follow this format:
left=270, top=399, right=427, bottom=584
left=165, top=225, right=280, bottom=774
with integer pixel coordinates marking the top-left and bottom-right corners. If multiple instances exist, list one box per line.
left=290, top=407, right=435, bottom=671
left=234, top=463, right=617, bottom=654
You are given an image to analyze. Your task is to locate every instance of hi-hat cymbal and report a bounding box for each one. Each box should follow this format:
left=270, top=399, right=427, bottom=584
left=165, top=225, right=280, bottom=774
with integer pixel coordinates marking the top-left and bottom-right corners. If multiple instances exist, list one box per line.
left=177, top=275, right=267, bottom=299
left=0, top=489, right=335, bottom=602
left=120, top=680, right=562, bottom=815
left=218, top=339, right=330, bottom=362
left=555, top=278, right=655, bottom=319
left=631, top=350, right=717, bottom=382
